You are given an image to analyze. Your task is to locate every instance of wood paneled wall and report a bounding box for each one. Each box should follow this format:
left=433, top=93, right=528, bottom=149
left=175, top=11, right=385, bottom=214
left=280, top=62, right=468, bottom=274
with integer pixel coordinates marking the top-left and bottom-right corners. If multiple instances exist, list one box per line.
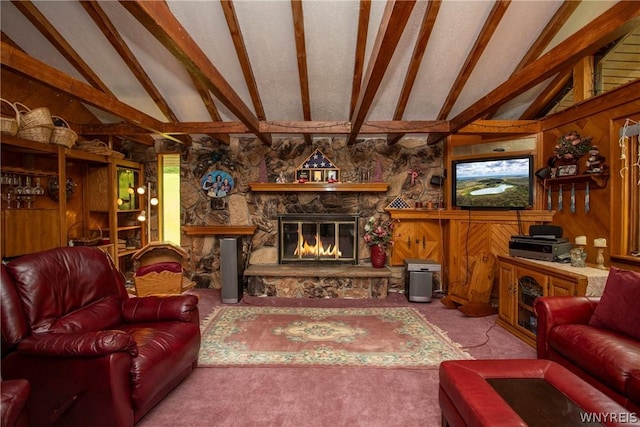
left=541, top=81, right=640, bottom=270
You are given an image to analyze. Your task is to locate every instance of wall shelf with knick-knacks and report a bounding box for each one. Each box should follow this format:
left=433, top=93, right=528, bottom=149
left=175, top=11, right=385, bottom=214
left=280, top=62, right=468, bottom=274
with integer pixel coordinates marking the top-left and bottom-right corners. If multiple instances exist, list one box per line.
left=542, top=173, right=609, bottom=191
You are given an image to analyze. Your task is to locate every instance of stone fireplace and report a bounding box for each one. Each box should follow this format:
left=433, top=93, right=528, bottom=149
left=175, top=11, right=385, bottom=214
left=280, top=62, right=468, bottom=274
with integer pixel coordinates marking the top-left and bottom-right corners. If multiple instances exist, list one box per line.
left=278, top=214, right=358, bottom=264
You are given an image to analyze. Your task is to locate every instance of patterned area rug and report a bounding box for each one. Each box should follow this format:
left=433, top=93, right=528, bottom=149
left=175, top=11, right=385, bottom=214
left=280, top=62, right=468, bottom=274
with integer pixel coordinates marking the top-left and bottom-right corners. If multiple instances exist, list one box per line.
left=198, top=306, right=472, bottom=368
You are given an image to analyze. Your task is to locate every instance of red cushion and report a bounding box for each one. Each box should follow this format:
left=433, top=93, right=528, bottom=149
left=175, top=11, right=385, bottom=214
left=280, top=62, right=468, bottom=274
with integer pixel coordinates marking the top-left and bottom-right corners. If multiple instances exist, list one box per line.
left=589, top=267, right=640, bottom=340
left=135, top=262, right=182, bottom=277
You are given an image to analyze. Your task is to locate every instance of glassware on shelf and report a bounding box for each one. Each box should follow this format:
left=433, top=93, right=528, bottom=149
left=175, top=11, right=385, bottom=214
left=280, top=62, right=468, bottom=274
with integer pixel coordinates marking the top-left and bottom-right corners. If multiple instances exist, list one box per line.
left=14, top=176, right=24, bottom=208
left=33, top=177, right=45, bottom=196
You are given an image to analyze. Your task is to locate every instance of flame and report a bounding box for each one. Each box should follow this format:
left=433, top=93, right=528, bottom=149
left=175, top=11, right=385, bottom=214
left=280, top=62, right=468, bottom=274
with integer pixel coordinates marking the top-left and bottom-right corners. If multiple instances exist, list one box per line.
left=294, top=235, right=342, bottom=257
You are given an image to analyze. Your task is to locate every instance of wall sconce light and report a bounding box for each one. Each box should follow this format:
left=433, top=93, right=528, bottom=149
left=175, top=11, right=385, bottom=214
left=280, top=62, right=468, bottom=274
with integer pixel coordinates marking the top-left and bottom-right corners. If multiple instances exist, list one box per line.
left=137, top=210, right=147, bottom=222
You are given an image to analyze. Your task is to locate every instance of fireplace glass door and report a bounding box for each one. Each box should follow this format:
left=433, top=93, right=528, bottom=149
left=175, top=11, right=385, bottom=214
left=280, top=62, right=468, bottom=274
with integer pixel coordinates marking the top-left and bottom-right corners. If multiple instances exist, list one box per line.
left=279, top=214, right=357, bottom=264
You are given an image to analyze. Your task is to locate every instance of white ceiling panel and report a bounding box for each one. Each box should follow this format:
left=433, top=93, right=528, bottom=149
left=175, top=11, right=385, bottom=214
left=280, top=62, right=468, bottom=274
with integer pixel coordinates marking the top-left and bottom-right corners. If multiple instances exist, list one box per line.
left=33, top=1, right=169, bottom=122
left=167, top=1, right=256, bottom=122
left=366, top=0, right=428, bottom=121
left=404, top=1, right=494, bottom=120
left=99, top=1, right=208, bottom=122
left=304, top=0, right=360, bottom=121
left=1, top=1, right=85, bottom=83
left=234, top=0, right=302, bottom=121
left=449, top=0, right=564, bottom=119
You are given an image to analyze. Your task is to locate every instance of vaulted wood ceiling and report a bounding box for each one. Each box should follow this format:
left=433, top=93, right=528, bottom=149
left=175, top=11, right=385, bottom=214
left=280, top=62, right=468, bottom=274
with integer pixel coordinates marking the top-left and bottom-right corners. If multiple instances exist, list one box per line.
left=1, top=1, right=639, bottom=148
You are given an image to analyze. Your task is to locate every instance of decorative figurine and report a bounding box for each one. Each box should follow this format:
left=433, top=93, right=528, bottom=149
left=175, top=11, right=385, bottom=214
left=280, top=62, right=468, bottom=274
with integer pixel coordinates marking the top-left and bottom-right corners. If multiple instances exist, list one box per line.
left=585, top=146, right=607, bottom=174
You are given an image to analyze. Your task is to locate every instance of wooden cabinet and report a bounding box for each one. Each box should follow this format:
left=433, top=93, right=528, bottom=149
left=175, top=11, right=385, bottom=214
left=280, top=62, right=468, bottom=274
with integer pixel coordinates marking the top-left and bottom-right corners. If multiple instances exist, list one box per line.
left=391, top=219, right=442, bottom=266
left=1, top=135, right=112, bottom=258
left=1, top=136, right=145, bottom=277
left=496, top=255, right=602, bottom=347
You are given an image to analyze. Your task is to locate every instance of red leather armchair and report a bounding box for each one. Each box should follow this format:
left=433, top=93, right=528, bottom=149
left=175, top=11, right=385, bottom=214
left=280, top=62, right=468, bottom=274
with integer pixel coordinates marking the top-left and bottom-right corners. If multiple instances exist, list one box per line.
left=535, top=296, right=640, bottom=413
left=1, top=247, right=201, bottom=427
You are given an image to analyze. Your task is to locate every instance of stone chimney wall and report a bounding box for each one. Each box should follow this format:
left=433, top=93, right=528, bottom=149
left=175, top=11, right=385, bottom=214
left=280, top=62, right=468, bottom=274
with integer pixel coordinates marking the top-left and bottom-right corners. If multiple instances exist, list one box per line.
left=139, top=136, right=444, bottom=289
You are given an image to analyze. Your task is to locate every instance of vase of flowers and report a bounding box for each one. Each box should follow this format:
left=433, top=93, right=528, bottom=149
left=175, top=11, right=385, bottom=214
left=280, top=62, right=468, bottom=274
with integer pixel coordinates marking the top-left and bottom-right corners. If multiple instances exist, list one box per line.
left=363, top=215, right=396, bottom=268
left=553, top=131, right=592, bottom=165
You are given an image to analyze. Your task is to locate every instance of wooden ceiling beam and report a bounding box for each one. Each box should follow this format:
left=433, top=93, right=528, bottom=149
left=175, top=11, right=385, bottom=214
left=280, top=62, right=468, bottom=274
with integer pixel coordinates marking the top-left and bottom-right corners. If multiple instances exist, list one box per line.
left=221, top=0, right=265, bottom=121
left=12, top=0, right=113, bottom=96
left=437, top=0, right=511, bottom=120
left=387, top=0, right=441, bottom=145
left=1, top=42, right=180, bottom=145
left=80, top=1, right=178, bottom=123
left=291, top=0, right=312, bottom=145
left=80, top=120, right=450, bottom=135
left=121, top=0, right=271, bottom=146
left=457, top=120, right=541, bottom=134
left=348, top=0, right=416, bottom=145
left=350, top=0, right=371, bottom=119
left=448, top=1, right=640, bottom=137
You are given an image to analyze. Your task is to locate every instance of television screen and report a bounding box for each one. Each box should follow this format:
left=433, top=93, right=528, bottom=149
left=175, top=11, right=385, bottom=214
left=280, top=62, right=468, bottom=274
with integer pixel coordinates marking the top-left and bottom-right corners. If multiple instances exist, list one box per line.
left=452, top=155, right=534, bottom=210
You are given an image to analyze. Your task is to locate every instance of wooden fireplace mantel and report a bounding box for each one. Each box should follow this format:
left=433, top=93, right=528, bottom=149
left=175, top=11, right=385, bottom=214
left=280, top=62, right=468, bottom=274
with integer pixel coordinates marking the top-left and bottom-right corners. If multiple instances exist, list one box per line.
left=249, top=182, right=389, bottom=192
left=181, top=225, right=257, bottom=236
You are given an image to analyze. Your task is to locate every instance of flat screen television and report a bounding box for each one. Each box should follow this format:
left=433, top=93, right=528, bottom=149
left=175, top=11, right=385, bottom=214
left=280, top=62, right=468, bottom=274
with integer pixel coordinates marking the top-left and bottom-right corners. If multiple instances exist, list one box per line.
left=452, top=155, right=534, bottom=210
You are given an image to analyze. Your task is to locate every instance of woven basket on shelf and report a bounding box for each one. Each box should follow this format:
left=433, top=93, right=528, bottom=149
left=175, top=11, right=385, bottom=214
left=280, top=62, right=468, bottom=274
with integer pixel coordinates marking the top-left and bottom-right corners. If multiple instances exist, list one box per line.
left=17, top=126, right=53, bottom=144
left=14, top=102, right=54, bottom=130
left=50, top=116, right=78, bottom=147
left=75, top=139, right=113, bottom=155
left=0, top=98, right=19, bottom=136
left=15, top=102, right=54, bottom=143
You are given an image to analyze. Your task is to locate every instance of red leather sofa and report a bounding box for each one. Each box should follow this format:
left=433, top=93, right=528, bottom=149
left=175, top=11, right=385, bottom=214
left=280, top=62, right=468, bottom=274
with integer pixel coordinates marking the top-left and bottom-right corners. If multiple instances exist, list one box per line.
left=1, top=246, right=201, bottom=427
left=1, top=379, right=30, bottom=427
left=534, top=267, right=640, bottom=413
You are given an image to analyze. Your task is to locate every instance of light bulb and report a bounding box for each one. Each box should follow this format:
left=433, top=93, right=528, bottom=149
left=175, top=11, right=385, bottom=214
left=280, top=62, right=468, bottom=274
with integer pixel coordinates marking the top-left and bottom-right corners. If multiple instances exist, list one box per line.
left=117, top=198, right=123, bottom=206
left=137, top=211, right=146, bottom=222
left=137, top=186, right=146, bottom=195
left=150, top=197, right=159, bottom=206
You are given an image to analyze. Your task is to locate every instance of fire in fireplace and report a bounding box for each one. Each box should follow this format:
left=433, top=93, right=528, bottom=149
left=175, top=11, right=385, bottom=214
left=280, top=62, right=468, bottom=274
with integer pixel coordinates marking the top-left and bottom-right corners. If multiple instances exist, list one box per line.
left=278, top=214, right=358, bottom=264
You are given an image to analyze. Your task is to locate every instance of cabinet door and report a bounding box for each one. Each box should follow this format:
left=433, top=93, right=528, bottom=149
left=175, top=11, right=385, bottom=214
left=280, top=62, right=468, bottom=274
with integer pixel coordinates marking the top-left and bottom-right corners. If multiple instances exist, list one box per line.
left=391, top=221, right=415, bottom=266
left=497, top=262, right=515, bottom=324
left=2, top=209, right=61, bottom=257
left=514, top=267, right=548, bottom=336
left=549, top=276, right=576, bottom=296
left=414, top=221, right=441, bottom=261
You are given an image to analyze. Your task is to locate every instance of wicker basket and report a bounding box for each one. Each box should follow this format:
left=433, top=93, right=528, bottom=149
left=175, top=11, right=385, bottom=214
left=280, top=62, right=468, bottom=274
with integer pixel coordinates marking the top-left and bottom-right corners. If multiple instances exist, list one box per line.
left=0, top=98, right=19, bottom=136
left=17, top=126, right=53, bottom=144
left=15, top=102, right=54, bottom=130
left=50, top=116, right=78, bottom=147
left=75, top=139, right=113, bottom=155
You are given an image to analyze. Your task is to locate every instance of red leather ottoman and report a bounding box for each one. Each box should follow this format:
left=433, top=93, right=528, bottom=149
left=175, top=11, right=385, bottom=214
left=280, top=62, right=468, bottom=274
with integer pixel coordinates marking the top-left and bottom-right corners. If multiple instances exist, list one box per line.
left=439, top=359, right=639, bottom=427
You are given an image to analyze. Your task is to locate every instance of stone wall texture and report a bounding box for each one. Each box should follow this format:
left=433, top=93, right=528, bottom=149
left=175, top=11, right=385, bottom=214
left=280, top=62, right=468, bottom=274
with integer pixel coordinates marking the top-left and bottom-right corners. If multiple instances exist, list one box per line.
left=140, top=136, right=444, bottom=290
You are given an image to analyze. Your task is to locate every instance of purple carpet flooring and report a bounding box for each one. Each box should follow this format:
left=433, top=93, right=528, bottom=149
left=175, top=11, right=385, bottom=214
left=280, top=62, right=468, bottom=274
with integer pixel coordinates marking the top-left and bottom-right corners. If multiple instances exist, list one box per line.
left=137, top=289, right=535, bottom=427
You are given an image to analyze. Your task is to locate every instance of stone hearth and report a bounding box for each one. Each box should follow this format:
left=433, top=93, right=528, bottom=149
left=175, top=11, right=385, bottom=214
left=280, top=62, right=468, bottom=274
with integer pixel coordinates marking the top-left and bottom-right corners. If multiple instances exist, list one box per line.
left=245, top=265, right=391, bottom=298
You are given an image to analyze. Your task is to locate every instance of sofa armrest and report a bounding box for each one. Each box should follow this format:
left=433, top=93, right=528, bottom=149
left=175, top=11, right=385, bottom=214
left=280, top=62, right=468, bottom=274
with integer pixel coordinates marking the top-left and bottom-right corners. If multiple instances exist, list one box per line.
left=534, top=296, right=600, bottom=359
left=121, top=294, right=199, bottom=324
left=17, top=330, right=137, bottom=357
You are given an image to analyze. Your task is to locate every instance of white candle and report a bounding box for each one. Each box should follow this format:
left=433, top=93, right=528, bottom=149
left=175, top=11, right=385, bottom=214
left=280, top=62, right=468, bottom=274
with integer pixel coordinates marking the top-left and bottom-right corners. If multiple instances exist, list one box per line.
left=594, top=238, right=607, bottom=248
left=575, top=236, right=587, bottom=245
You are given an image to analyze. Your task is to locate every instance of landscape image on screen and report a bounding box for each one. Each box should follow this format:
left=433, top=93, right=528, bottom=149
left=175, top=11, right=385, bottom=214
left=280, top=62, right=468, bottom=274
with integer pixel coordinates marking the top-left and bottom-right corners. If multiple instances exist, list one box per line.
left=454, top=157, right=531, bottom=209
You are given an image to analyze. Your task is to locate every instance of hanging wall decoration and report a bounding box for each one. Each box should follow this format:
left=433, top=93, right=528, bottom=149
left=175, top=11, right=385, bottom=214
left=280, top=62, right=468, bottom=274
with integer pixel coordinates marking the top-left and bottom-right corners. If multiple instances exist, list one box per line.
left=201, top=170, right=234, bottom=198
left=295, top=149, right=340, bottom=183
